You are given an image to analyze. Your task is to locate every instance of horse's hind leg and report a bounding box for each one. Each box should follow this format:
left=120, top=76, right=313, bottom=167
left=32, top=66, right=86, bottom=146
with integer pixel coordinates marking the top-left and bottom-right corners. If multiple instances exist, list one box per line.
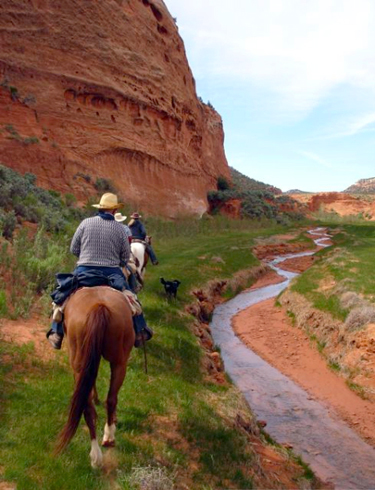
left=102, top=363, right=126, bottom=447
left=93, top=383, right=100, bottom=405
left=84, top=392, right=103, bottom=468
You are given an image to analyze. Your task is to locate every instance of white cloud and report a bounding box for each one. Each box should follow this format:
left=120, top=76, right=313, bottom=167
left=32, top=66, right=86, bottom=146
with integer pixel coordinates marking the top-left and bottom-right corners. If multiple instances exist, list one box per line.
left=298, top=150, right=333, bottom=168
left=307, top=111, right=375, bottom=141
left=166, top=0, right=375, bottom=121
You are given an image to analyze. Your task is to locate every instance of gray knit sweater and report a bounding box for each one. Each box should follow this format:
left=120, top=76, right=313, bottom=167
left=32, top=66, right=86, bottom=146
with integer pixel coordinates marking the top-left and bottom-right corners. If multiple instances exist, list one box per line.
left=70, top=216, right=130, bottom=267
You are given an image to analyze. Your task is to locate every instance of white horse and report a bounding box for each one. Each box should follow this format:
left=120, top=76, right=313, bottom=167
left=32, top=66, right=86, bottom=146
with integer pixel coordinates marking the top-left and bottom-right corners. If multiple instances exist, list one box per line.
left=130, top=240, right=149, bottom=288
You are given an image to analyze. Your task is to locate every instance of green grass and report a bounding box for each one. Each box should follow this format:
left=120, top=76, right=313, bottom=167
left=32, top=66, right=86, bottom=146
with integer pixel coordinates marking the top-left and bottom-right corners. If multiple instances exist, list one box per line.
left=0, top=217, right=314, bottom=490
left=345, top=380, right=368, bottom=400
left=291, top=222, right=375, bottom=319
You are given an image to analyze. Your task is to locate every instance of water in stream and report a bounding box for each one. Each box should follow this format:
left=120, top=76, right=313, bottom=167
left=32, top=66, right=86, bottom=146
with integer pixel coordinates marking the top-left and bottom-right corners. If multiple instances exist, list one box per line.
left=211, top=229, right=375, bottom=489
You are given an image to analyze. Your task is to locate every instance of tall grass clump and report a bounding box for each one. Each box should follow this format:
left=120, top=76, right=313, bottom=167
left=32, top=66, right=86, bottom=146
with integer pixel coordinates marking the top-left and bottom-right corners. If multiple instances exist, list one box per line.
left=345, top=306, right=375, bottom=331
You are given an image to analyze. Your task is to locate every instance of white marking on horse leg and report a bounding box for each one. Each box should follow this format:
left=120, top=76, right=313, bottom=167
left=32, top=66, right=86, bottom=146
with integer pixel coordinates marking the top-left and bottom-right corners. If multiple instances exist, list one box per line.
left=90, top=439, right=103, bottom=468
left=102, top=423, right=116, bottom=447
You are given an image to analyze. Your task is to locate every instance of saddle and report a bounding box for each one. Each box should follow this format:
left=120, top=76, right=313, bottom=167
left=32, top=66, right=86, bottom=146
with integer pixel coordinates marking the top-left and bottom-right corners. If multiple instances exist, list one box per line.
left=132, top=236, right=152, bottom=245
left=131, top=238, right=147, bottom=245
left=52, top=286, right=143, bottom=324
left=51, top=271, right=143, bottom=320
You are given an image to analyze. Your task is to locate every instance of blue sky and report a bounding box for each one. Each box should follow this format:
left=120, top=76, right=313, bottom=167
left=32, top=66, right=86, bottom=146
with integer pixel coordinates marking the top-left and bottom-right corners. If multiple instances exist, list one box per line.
left=165, top=0, right=375, bottom=192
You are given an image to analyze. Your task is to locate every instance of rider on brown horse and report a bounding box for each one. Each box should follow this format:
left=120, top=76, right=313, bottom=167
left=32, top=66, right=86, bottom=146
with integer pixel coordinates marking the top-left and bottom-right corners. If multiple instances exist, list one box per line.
left=47, top=193, right=153, bottom=349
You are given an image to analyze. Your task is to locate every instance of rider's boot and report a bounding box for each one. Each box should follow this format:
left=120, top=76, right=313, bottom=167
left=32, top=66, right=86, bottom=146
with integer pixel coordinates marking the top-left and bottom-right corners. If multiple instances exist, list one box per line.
left=46, top=322, right=64, bottom=349
left=133, top=314, right=153, bottom=348
left=47, top=303, right=64, bottom=349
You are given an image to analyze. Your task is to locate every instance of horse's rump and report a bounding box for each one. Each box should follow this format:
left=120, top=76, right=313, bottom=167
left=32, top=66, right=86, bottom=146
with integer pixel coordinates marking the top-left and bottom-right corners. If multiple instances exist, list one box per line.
left=130, top=242, right=149, bottom=285
left=64, top=287, right=134, bottom=361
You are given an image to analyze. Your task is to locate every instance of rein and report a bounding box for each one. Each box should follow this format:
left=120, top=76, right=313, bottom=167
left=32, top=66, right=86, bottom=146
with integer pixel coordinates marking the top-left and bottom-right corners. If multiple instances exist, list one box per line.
left=141, top=332, right=148, bottom=374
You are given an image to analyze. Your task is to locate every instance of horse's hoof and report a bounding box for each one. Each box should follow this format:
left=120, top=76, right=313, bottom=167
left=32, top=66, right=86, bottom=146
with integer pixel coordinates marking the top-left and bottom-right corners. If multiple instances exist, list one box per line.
left=102, top=439, right=115, bottom=447
left=90, top=440, right=103, bottom=468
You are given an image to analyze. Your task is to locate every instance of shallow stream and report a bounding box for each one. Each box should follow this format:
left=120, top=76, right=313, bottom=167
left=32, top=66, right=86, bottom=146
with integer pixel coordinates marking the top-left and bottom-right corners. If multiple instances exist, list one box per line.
left=211, top=229, right=375, bottom=489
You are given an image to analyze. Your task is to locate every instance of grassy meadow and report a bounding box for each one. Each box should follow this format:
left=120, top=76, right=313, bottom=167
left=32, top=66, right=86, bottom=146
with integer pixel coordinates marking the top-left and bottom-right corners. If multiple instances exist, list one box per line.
left=0, top=212, right=316, bottom=490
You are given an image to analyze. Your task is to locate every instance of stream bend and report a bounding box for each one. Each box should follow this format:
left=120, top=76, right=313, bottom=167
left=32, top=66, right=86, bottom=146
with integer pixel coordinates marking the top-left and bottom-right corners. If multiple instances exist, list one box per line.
left=210, top=228, right=375, bottom=489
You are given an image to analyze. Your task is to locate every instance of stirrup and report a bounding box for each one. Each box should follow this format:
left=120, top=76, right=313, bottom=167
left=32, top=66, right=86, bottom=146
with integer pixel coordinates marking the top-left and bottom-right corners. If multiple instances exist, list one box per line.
left=134, top=326, right=154, bottom=348
left=46, top=329, right=63, bottom=350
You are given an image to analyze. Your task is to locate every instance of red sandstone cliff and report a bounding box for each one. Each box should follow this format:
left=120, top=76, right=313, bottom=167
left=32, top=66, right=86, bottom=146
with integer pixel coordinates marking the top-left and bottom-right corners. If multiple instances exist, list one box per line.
left=0, top=0, right=230, bottom=217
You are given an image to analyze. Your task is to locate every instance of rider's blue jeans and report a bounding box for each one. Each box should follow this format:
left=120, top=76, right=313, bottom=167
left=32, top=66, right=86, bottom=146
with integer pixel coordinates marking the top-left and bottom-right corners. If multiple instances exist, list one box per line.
left=146, top=245, right=158, bottom=264
left=51, top=265, right=148, bottom=337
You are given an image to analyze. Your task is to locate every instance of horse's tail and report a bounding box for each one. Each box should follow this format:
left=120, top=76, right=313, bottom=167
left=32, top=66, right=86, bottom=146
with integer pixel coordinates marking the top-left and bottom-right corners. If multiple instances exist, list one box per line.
left=55, top=303, right=109, bottom=454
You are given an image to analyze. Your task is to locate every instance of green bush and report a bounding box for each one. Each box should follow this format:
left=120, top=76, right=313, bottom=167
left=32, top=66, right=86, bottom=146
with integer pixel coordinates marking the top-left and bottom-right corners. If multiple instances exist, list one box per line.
left=0, top=164, right=90, bottom=235
left=217, top=175, right=230, bottom=191
left=94, top=177, right=116, bottom=193
left=64, top=193, right=77, bottom=207
left=0, top=210, right=16, bottom=239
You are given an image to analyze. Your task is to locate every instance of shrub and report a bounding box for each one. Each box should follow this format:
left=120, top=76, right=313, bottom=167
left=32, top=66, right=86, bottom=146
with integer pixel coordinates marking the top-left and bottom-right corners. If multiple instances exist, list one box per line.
left=23, top=136, right=39, bottom=145
left=217, top=175, right=230, bottom=191
left=64, top=193, right=77, bottom=207
left=9, top=86, right=18, bottom=101
left=94, top=177, right=116, bottom=193
left=207, top=190, right=236, bottom=203
left=0, top=210, right=16, bottom=239
left=74, top=172, right=91, bottom=183
left=24, top=173, right=37, bottom=185
left=4, top=124, right=21, bottom=141
left=345, top=306, right=375, bottom=331
left=0, top=290, right=8, bottom=316
left=340, top=291, right=363, bottom=310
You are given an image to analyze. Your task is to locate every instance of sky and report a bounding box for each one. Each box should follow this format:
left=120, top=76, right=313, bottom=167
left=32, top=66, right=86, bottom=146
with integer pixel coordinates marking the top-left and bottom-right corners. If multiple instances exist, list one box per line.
left=165, top=0, right=375, bottom=192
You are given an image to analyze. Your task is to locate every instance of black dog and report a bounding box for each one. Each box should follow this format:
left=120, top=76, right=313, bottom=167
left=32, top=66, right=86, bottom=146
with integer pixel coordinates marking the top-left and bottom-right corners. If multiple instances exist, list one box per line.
left=160, top=278, right=181, bottom=299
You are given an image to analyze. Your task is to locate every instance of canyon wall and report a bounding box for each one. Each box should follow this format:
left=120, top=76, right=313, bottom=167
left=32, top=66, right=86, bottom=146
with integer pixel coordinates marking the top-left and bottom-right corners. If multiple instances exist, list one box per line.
left=0, top=0, right=230, bottom=216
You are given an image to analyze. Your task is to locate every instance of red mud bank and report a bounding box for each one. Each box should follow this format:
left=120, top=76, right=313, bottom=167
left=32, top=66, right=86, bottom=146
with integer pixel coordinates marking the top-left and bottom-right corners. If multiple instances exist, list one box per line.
left=253, top=240, right=314, bottom=261
left=0, top=0, right=229, bottom=217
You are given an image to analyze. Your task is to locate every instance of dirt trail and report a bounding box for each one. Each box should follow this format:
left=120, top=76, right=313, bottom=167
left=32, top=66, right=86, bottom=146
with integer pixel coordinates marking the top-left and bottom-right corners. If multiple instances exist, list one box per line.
left=0, top=316, right=53, bottom=360
left=233, top=231, right=375, bottom=448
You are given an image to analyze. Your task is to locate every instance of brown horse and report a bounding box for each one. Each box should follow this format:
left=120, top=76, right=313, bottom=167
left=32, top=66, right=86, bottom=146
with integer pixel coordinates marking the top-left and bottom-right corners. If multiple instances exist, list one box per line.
left=55, top=286, right=134, bottom=467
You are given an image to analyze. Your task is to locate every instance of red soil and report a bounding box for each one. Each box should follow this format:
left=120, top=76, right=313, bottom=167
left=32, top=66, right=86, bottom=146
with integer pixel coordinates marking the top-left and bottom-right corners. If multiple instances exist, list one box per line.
left=0, top=316, right=55, bottom=360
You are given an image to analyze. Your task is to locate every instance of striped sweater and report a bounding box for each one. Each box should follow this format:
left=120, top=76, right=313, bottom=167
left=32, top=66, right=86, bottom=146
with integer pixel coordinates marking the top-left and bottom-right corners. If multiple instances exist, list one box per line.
left=70, top=215, right=130, bottom=267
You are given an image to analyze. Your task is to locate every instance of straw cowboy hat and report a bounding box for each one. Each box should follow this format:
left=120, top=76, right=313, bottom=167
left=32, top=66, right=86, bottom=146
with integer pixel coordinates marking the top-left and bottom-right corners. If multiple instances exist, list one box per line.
left=92, top=193, right=123, bottom=210
left=114, top=212, right=127, bottom=222
left=130, top=212, right=142, bottom=219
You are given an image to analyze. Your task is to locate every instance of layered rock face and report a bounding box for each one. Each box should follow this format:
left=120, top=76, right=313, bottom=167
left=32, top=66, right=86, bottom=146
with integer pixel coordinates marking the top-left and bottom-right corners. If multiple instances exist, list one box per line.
left=0, top=0, right=230, bottom=216
left=345, top=177, right=375, bottom=194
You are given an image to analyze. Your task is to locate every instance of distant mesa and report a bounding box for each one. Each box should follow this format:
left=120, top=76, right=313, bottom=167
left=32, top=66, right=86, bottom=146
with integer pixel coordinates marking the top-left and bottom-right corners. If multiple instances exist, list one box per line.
left=285, top=189, right=312, bottom=195
left=344, top=177, right=375, bottom=194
